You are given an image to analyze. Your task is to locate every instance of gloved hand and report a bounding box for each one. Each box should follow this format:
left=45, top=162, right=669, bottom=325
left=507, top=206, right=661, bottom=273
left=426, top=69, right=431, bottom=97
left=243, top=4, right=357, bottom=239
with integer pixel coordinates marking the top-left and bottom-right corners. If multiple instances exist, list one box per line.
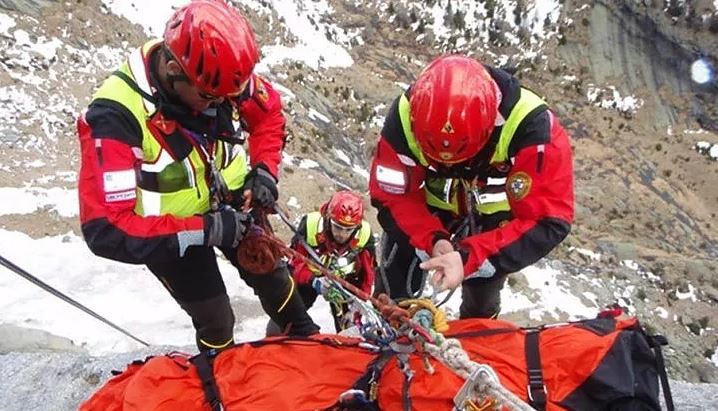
left=203, top=208, right=252, bottom=248
left=311, top=276, right=327, bottom=295
left=244, top=164, right=278, bottom=209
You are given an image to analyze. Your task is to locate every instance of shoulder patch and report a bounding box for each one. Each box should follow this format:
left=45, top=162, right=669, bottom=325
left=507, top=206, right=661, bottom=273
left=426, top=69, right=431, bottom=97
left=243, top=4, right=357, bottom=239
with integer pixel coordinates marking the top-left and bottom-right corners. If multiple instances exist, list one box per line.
left=507, top=171, right=532, bottom=201
left=254, top=76, right=269, bottom=104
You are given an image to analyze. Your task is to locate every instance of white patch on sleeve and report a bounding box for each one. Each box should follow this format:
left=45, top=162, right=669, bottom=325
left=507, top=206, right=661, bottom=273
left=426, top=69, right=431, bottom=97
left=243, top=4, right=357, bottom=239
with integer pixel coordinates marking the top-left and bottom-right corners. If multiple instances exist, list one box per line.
left=105, top=189, right=136, bottom=203
left=375, top=165, right=406, bottom=194
left=103, top=169, right=136, bottom=192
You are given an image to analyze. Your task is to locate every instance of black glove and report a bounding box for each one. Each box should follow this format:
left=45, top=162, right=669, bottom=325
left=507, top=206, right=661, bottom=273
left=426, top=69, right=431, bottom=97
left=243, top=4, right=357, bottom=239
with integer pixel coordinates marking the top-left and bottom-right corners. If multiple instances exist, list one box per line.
left=244, top=164, right=278, bottom=209
left=203, top=209, right=252, bottom=248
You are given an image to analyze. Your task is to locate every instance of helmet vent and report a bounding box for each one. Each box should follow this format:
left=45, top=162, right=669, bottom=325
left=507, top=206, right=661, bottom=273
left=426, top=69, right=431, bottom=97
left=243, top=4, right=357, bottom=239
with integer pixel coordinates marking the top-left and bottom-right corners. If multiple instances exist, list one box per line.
left=195, top=53, right=204, bottom=77
left=211, top=69, right=220, bottom=89
left=183, top=40, right=191, bottom=60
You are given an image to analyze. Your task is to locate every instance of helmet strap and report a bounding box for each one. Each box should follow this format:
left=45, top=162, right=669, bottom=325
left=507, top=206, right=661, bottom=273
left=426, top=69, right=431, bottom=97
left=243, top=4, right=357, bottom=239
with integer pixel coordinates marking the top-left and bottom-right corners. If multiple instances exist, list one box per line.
left=166, top=73, right=189, bottom=91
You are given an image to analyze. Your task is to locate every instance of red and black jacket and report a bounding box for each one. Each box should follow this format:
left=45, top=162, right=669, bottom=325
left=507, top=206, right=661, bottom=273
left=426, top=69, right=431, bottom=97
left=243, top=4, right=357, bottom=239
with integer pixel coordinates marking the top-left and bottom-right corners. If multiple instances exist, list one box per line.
left=77, top=44, right=286, bottom=264
left=369, top=66, right=574, bottom=278
left=289, top=214, right=377, bottom=294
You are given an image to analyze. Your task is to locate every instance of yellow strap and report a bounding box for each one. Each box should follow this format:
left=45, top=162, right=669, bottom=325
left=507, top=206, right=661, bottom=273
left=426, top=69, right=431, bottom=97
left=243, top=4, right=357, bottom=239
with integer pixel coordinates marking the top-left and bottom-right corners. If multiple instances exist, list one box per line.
left=198, top=337, right=233, bottom=350
left=276, top=275, right=295, bottom=313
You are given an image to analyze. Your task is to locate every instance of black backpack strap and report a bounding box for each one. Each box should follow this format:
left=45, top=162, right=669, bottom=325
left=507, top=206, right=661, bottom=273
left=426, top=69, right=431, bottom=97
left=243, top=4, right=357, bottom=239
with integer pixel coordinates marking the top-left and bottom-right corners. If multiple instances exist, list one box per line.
left=525, top=330, right=547, bottom=410
left=323, top=351, right=395, bottom=411
left=112, top=70, right=157, bottom=103
left=191, top=350, right=223, bottom=411
left=648, top=334, right=674, bottom=411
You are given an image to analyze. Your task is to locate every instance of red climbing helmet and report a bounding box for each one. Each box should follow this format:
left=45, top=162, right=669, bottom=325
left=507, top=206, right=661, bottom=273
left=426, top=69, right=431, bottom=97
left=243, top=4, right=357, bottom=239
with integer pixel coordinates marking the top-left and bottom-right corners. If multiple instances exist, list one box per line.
left=410, top=55, right=499, bottom=165
left=323, top=191, right=364, bottom=227
left=164, top=0, right=259, bottom=97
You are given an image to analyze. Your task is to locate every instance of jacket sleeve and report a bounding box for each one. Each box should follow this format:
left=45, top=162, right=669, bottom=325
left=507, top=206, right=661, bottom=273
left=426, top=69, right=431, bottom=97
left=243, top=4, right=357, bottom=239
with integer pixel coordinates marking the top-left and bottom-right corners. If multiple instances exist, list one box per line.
left=355, top=233, right=377, bottom=294
left=459, top=111, right=574, bottom=278
left=241, top=74, right=287, bottom=178
left=369, top=104, right=450, bottom=253
left=289, top=216, right=315, bottom=285
left=77, top=104, right=205, bottom=265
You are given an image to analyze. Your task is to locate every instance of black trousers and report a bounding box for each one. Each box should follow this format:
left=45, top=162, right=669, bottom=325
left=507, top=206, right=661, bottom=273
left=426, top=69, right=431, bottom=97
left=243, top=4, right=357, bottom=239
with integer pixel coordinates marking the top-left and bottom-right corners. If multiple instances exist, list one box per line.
left=266, top=283, right=351, bottom=335
left=147, top=245, right=319, bottom=351
left=375, top=210, right=511, bottom=319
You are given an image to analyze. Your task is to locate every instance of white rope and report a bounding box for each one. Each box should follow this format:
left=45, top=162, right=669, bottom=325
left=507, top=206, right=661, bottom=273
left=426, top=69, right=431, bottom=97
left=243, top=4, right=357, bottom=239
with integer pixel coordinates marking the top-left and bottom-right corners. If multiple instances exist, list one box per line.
left=425, top=338, right=536, bottom=411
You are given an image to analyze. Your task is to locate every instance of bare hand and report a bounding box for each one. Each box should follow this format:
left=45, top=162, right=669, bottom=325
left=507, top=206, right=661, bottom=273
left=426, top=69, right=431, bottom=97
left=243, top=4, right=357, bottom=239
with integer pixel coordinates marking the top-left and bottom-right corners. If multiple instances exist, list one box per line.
left=419, top=251, right=464, bottom=292
left=432, top=239, right=454, bottom=257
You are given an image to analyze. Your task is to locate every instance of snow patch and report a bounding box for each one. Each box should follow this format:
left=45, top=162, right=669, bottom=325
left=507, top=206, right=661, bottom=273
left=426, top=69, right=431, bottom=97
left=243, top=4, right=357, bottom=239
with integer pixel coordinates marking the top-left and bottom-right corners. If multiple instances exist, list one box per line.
left=587, top=85, right=644, bottom=114
left=352, top=165, right=369, bottom=180
left=569, top=246, right=601, bottom=261
left=101, top=0, right=189, bottom=36
left=517, top=265, right=598, bottom=321
left=273, top=83, right=296, bottom=100
left=0, top=12, right=16, bottom=35
left=286, top=196, right=301, bottom=209
left=694, top=141, right=718, bottom=160
left=621, top=259, right=640, bottom=271
left=0, top=187, right=78, bottom=217
left=655, top=307, right=669, bottom=319
left=675, top=284, right=697, bottom=302
left=256, top=0, right=354, bottom=70
left=335, top=149, right=351, bottom=165
left=299, top=158, right=319, bottom=169
left=308, top=108, right=331, bottom=123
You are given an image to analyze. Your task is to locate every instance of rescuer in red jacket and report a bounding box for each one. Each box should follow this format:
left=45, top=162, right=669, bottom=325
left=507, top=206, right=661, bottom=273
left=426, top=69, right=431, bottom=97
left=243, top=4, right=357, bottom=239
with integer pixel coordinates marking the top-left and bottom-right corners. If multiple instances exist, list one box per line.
left=284, top=191, right=376, bottom=332
left=76, top=0, right=318, bottom=351
left=369, top=55, right=574, bottom=318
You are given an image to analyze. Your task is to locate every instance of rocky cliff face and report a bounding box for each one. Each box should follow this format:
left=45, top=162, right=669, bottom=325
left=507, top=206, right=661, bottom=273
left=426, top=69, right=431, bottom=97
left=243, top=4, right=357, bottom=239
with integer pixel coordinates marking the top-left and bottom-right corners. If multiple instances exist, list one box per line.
left=559, top=0, right=718, bottom=131
left=0, top=0, right=717, bottom=386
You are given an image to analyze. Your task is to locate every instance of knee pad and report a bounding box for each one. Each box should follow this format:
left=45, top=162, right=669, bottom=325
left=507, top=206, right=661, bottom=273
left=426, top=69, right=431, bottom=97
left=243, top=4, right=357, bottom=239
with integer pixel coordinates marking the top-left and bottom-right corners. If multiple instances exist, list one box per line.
left=179, top=294, right=235, bottom=351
